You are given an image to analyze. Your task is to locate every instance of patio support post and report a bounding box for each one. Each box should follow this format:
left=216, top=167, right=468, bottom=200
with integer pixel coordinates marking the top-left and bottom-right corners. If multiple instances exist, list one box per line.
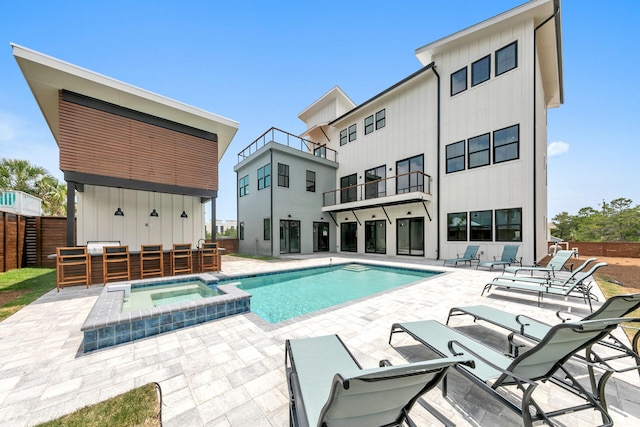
left=211, top=198, right=216, bottom=242
left=66, top=180, right=75, bottom=246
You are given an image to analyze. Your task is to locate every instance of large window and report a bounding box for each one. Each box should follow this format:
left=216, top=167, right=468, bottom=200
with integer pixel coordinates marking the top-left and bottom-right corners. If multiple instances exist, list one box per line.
left=365, top=220, right=386, bottom=254
left=396, top=155, right=424, bottom=194
left=263, top=218, right=270, bottom=240
left=471, top=55, right=490, bottom=86
left=340, top=174, right=357, bottom=203
left=468, top=133, right=490, bottom=168
left=306, top=170, right=316, bottom=192
left=365, top=165, right=386, bottom=199
left=451, top=67, right=467, bottom=96
left=340, top=129, right=348, bottom=146
left=257, top=164, right=271, bottom=190
left=495, top=208, right=522, bottom=241
left=348, top=124, right=357, bottom=142
left=494, top=124, right=519, bottom=163
left=375, top=109, right=386, bottom=129
left=446, top=141, right=465, bottom=173
left=470, top=210, right=493, bottom=241
left=496, top=41, right=517, bottom=76
left=364, top=115, right=374, bottom=135
left=447, top=212, right=467, bottom=241
left=278, top=163, right=289, bottom=187
left=239, top=175, right=249, bottom=197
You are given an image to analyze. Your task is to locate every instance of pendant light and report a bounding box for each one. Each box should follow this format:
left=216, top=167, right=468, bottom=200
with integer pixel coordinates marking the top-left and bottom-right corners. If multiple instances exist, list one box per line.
left=114, top=188, right=124, bottom=216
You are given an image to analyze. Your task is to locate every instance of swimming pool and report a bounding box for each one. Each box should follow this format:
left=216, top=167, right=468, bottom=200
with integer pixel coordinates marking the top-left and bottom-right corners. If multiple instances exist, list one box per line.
left=221, top=263, right=439, bottom=323
left=121, top=280, right=223, bottom=313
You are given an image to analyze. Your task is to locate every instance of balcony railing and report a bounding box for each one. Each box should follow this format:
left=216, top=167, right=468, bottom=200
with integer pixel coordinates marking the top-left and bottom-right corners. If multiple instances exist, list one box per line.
left=323, top=171, right=431, bottom=207
left=237, top=127, right=337, bottom=163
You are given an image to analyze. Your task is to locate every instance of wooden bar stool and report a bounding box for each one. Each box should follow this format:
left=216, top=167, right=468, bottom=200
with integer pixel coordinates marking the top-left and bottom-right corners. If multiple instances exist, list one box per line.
left=198, top=242, right=219, bottom=272
left=103, top=245, right=130, bottom=284
left=140, top=244, right=164, bottom=278
left=56, top=247, right=91, bottom=292
left=171, top=243, right=192, bottom=275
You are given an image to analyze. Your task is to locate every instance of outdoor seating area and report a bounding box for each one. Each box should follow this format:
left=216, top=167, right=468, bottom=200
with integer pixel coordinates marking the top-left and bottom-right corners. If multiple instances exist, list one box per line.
left=476, top=244, right=521, bottom=271
left=443, top=245, right=480, bottom=267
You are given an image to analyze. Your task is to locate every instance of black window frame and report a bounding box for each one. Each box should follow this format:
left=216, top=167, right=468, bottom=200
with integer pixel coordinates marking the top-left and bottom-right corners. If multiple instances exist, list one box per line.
left=340, top=129, right=348, bottom=146
left=340, top=173, right=357, bottom=203
left=495, top=41, right=518, bottom=76
left=306, top=170, right=316, bottom=192
left=451, top=67, right=467, bottom=96
left=471, top=55, right=491, bottom=86
left=365, top=165, right=386, bottom=199
left=495, top=208, right=522, bottom=242
left=447, top=212, right=467, bottom=241
left=493, top=124, right=520, bottom=164
left=468, top=133, right=490, bottom=169
left=239, top=175, right=249, bottom=197
left=446, top=140, right=465, bottom=173
left=348, top=124, right=357, bottom=142
left=263, top=218, right=270, bottom=241
left=239, top=222, right=245, bottom=240
left=396, top=154, right=424, bottom=194
left=257, top=164, right=271, bottom=190
left=277, top=163, right=289, bottom=188
left=375, top=109, right=386, bottom=130
left=469, top=210, right=493, bottom=242
left=364, top=115, right=374, bottom=135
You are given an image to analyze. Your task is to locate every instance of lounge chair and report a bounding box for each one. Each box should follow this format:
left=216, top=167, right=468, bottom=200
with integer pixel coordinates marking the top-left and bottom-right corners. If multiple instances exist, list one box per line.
left=503, top=249, right=574, bottom=277
left=389, top=317, right=639, bottom=426
left=285, top=334, right=471, bottom=427
left=443, top=245, right=480, bottom=267
left=447, top=293, right=640, bottom=385
left=481, top=261, right=607, bottom=310
left=476, top=244, right=520, bottom=271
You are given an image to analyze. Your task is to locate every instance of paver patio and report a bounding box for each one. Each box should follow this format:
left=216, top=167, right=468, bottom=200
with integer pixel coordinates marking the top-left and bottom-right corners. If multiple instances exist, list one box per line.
left=0, top=254, right=638, bottom=426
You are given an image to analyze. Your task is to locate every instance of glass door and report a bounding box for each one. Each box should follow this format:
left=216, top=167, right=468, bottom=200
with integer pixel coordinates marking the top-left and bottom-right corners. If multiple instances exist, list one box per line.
left=280, top=220, right=301, bottom=254
left=365, top=220, right=386, bottom=254
left=313, top=222, right=330, bottom=252
left=397, top=217, right=424, bottom=256
left=340, top=222, right=357, bottom=252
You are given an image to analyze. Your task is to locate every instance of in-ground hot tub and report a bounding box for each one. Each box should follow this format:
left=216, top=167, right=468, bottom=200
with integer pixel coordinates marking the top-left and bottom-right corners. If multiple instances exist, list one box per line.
left=81, top=274, right=251, bottom=352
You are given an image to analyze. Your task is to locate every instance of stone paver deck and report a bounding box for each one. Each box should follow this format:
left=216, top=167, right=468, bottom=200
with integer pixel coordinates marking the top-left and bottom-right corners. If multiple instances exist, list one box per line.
left=0, top=254, right=638, bottom=426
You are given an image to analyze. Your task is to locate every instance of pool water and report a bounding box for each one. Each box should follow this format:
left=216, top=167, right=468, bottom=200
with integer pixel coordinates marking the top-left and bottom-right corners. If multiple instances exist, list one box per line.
left=121, top=280, right=222, bottom=313
left=226, top=264, right=438, bottom=323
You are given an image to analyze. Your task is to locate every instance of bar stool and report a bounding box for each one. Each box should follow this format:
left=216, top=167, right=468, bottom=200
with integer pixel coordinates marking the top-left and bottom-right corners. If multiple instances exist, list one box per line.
left=198, top=242, right=219, bottom=272
left=171, top=243, right=192, bottom=275
left=56, top=247, right=91, bottom=291
left=140, top=244, right=164, bottom=278
left=103, top=245, right=130, bottom=284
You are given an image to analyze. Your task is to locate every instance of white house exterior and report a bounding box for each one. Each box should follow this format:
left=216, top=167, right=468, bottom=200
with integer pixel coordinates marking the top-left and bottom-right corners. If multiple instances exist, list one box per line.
left=235, top=0, right=562, bottom=264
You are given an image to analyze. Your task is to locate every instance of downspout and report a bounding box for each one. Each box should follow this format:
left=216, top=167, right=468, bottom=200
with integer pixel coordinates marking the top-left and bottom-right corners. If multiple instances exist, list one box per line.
left=429, top=63, right=441, bottom=260
left=533, top=0, right=560, bottom=262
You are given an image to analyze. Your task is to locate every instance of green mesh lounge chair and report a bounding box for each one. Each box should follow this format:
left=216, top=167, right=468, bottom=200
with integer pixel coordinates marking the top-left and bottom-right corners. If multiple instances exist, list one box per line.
left=389, top=317, right=640, bottom=427
left=443, top=245, right=480, bottom=267
left=476, top=244, right=520, bottom=271
left=285, top=334, right=471, bottom=427
left=503, top=249, right=575, bottom=277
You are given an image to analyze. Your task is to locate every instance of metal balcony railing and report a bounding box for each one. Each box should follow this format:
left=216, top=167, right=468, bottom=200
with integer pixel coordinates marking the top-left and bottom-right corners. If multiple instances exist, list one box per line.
left=237, top=127, right=337, bottom=163
left=323, top=171, right=431, bottom=207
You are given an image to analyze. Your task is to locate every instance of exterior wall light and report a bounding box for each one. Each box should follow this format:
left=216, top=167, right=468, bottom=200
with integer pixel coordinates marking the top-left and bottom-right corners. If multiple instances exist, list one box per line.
left=114, top=207, right=124, bottom=216
left=150, top=209, right=159, bottom=217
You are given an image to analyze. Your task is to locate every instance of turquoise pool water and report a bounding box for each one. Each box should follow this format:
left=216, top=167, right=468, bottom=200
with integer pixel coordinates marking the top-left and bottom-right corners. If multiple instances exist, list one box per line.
left=121, top=280, right=222, bottom=313
left=224, top=264, right=438, bottom=323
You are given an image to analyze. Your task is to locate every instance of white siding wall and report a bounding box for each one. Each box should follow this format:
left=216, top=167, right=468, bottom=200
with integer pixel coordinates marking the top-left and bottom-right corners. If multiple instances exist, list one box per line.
left=237, top=150, right=272, bottom=255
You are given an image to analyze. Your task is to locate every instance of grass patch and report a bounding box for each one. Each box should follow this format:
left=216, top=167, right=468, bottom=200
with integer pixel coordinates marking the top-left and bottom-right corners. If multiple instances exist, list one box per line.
left=0, top=268, right=56, bottom=322
left=36, top=383, right=161, bottom=427
left=595, top=275, right=640, bottom=343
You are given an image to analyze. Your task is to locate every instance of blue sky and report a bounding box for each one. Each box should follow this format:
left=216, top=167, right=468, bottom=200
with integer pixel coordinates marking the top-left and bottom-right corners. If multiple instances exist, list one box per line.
left=1, top=0, right=639, bottom=221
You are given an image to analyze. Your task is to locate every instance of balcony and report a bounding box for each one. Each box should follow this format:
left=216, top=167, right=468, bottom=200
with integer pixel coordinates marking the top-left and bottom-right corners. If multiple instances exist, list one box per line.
left=322, top=171, right=432, bottom=211
left=237, top=127, right=337, bottom=164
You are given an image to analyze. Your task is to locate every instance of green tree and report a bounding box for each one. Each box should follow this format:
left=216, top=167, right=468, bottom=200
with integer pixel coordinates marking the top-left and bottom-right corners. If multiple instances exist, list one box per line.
left=36, top=176, right=67, bottom=216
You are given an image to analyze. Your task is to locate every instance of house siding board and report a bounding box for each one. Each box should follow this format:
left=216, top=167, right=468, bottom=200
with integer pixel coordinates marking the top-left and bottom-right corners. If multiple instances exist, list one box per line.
left=58, top=96, right=218, bottom=191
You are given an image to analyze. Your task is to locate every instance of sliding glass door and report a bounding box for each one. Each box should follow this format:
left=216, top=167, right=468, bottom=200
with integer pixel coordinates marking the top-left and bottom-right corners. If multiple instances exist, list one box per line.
left=397, top=218, right=424, bottom=256
left=280, top=220, right=300, bottom=253
left=365, top=220, right=386, bottom=254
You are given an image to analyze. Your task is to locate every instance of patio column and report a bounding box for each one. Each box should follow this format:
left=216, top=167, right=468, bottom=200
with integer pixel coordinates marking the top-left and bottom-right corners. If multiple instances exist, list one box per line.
left=66, top=180, right=75, bottom=246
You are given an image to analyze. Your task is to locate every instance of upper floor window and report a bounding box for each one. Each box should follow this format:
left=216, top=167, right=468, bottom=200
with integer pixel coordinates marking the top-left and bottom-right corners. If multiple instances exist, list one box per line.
left=468, top=133, right=490, bottom=168
left=365, top=165, right=386, bottom=199
left=375, top=109, right=386, bottom=129
left=494, top=124, right=519, bottom=163
left=340, top=129, right=348, bottom=146
left=306, top=170, right=316, bottom=192
left=257, top=164, right=271, bottom=190
left=239, top=175, right=249, bottom=197
left=470, top=210, right=492, bottom=241
left=495, top=208, right=522, bottom=241
left=451, top=67, right=467, bottom=96
left=447, top=212, right=467, bottom=241
left=472, top=55, right=490, bottom=86
left=364, top=115, right=374, bottom=135
left=446, top=141, right=465, bottom=173
left=396, top=154, right=424, bottom=194
left=278, top=163, right=289, bottom=187
left=314, top=145, right=326, bottom=158
left=340, top=174, right=357, bottom=203
left=348, top=124, right=357, bottom=142
left=496, top=41, right=517, bottom=76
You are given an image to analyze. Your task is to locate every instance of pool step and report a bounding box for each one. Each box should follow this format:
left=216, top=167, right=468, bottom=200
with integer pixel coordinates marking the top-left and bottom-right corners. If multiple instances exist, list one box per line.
left=342, top=264, right=370, bottom=272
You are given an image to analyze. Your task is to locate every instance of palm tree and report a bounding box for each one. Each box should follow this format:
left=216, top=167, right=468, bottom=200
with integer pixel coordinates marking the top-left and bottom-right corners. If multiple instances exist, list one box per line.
left=36, top=176, right=67, bottom=216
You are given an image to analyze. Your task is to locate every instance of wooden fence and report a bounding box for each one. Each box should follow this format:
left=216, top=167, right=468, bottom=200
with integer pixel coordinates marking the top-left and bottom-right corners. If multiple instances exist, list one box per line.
left=566, top=242, right=640, bottom=258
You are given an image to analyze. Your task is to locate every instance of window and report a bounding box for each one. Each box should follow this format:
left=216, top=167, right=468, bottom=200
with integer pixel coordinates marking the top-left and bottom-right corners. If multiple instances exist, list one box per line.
left=446, top=141, right=465, bottom=173
left=375, top=109, right=386, bottom=129
left=470, top=210, right=492, bottom=241
left=471, top=55, right=490, bottom=86
left=364, top=115, right=374, bottom=135
left=396, top=155, right=424, bottom=194
left=340, top=174, right=357, bottom=203
left=263, top=218, right=270, bottom=240
left=496, top=41, right=517, bottom=76
left=365, top=165, right=386, bottom=199
left=306, top=170, right=316, bottom=192
left=365, top=220, right=386, bottom=254
left=447, top=212, right=467, bottom=241
left=239, top=175, right=249, bottom=197
left=348, top=124, right=357, bottom=142
left=278, top=163, right=289, bottom=187
left=468, top=133, right=490, bottom=168
left=257, top=164, right=271, bottom=190
left=495, top=208, right=522, bottom=241
left=451, top=67, right=467, bottom=96
left=314, top=145, right=326, bottom=158
left=340, top=129, right=348, bottom=146
left=494, top=124, right=519, bottom=163
left=239, top=222, right=244, bottom=240
left=341, top=222, right=358, bottom=252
